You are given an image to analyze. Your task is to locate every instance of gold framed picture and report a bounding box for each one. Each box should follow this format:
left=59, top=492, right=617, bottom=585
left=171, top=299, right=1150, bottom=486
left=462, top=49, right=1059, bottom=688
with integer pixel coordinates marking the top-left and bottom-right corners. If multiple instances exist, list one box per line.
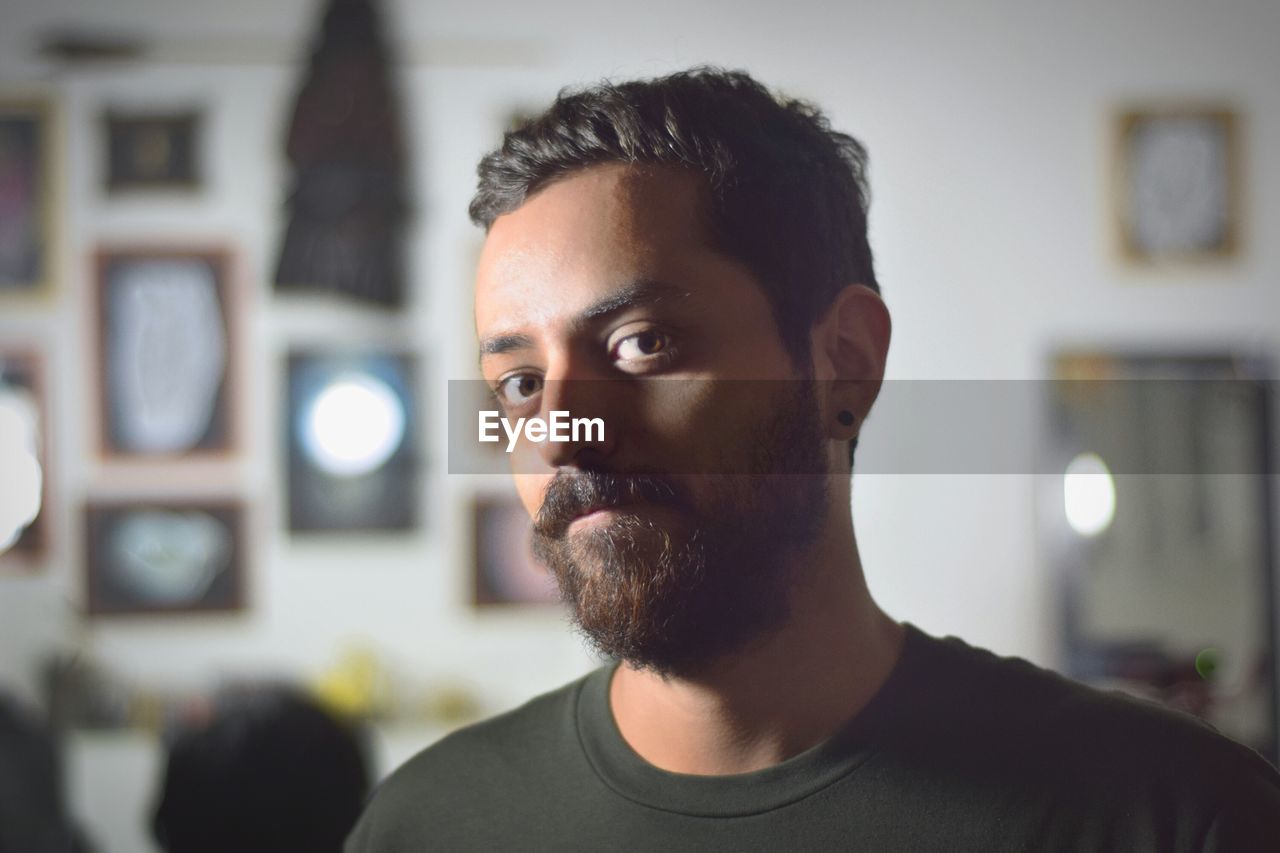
left=1112, top=105, right=1241, bottom=265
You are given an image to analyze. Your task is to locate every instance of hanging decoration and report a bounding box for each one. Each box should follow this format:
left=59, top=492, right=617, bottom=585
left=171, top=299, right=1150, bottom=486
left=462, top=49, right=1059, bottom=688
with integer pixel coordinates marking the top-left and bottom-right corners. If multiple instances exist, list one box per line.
left=274, top=0, right=411, bottom=307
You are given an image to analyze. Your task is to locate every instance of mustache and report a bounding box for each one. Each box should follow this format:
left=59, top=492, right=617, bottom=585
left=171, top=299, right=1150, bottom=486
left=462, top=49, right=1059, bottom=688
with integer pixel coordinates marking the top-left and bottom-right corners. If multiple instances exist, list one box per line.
left=533, top=470, right=686, bottom=539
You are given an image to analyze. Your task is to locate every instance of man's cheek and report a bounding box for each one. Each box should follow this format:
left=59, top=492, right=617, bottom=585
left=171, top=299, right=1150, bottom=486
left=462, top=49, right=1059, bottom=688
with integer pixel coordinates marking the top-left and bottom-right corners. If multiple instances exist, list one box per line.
left=625, top=379, right=722, bottom=471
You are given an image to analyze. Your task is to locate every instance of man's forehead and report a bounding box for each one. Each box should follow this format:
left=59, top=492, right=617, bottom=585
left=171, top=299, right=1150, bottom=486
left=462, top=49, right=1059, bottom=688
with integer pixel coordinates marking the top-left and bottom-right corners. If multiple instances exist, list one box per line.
left=474, top=164, right=712, bottom=334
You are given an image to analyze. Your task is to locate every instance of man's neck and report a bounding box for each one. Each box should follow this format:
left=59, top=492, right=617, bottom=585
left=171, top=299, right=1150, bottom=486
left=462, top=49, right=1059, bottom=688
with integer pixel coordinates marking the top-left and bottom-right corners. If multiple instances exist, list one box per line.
left=607, top=525, right=904, bottom=776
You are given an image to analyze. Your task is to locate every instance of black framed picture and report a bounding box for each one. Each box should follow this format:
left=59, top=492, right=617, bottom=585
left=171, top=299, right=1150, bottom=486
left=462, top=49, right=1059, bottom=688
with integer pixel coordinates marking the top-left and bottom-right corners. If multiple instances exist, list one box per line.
left=103, top=110, right=201, bottom=192
left=94, top=247, right=237, bottom=460
left=286, top=349, right=420, bottom=532
left=85, top=500, right=246, bottom=616
left=0, top=97, right=55, bottom=298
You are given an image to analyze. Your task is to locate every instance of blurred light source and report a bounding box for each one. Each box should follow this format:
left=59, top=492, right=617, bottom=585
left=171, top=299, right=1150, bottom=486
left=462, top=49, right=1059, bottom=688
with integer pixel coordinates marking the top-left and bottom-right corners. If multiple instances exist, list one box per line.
left=0, top=389, right=43, bottom=553
left=301, top=372, right=405, bottom=477
left=1195, top=647, right=1219, bottom=680
left=1063, top=452, right=1116, bottom=537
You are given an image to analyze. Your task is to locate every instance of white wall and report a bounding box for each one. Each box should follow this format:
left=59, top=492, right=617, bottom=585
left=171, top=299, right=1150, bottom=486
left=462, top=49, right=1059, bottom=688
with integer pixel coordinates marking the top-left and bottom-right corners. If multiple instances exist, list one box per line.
left=1, top=0, right=1278, bottom=847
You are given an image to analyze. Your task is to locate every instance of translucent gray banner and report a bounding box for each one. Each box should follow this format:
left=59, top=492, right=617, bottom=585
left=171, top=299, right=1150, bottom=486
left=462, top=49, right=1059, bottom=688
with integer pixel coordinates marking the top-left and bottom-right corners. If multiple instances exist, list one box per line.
left=445, top=379, right=1275, bottom=475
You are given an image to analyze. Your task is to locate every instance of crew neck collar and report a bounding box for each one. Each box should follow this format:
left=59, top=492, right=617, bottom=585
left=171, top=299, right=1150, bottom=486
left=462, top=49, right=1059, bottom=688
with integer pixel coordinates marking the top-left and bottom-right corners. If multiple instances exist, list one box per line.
left=574, top=622, right=931, bottom=817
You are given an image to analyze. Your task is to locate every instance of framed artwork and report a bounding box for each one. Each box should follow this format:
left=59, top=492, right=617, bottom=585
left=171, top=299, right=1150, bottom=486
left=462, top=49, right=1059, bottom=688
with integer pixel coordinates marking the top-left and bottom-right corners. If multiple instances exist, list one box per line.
left=103, top=110, right=201, bottom=192
left=1040, top=350, right=1276, bottom=763
left=1112, top=106, right=1241, bottom=265
left=0, top=348, right=49, bottom=566
left=0, top=96, right=56, bottom=299
left=473, top=496, right=559, bottom=607
left=84, top=500, right=246, bottom=616
left=94, top=247, right=238, bottom=460
left=286, top=349, right=419, bottom=532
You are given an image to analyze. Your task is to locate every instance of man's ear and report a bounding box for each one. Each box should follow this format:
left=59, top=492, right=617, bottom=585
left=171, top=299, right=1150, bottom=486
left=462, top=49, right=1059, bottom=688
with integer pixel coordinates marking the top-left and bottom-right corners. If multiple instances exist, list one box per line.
left=810, top=284, right=891, bottom=439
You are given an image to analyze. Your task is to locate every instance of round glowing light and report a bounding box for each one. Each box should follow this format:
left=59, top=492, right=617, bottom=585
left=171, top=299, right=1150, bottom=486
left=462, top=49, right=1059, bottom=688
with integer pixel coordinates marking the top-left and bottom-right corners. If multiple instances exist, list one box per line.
left=301, top=373, right=406, bottom=477
left=1063, top=452, right=1116, bottom=537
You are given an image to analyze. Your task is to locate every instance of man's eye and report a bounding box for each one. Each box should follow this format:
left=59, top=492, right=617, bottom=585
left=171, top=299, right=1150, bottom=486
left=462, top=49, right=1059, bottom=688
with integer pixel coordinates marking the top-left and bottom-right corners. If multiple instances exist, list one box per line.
left=495, top=373, right=543, bottom=408
left=613, top=330, right=671, bottom=362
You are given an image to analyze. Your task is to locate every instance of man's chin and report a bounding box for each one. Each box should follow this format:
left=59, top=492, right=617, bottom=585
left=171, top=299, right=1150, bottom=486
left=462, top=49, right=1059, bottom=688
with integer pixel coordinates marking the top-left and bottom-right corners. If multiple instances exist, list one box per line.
left=562, top=507, right=694, bottom=568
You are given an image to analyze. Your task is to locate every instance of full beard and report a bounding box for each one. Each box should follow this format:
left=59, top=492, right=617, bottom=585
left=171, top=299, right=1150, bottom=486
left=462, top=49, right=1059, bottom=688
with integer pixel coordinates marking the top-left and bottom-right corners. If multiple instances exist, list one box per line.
left=531, top=382, right=830, bottom=679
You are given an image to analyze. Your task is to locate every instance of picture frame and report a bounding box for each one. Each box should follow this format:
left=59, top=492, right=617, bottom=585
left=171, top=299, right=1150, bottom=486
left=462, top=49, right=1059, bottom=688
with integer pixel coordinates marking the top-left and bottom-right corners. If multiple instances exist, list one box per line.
left=103, top=109, right=201, bottom=193
left=0, top=347, right=50, bottom=567
left=472, top=495, right=559, bottom=607
left=1112, top=105, right=1241, bottom=265
left=0, top=95, right=57, bottom=300
left=93, top=246, right=239, bottom=461
left=1040, top=350, right=1276, bottom=763
left=285, top=348, right=420, bottom=533
left=84, top=499, right=246, bottom=617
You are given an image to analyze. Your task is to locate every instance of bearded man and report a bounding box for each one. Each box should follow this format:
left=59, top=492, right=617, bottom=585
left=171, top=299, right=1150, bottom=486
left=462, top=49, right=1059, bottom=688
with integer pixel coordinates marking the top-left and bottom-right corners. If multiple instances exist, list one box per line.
left=346, top=68, right=1280, bottom=851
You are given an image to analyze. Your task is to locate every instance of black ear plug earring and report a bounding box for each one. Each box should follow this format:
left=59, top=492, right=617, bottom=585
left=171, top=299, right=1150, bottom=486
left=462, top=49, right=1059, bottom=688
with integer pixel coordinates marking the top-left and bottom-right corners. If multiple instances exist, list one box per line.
left=837, top=410, right=855, bottom=427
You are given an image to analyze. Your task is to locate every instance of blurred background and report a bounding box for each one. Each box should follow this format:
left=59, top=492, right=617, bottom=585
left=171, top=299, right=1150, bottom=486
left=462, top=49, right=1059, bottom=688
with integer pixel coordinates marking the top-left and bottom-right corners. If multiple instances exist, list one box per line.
left=0, top=0, right=1278, bottom=850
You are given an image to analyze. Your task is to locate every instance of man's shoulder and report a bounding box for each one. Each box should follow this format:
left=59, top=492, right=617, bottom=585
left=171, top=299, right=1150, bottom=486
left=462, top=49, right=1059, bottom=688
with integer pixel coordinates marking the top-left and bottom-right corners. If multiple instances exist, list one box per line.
left=907, top=627, right=1279, bottom=798
left=347, top=666, right=602, bottom=846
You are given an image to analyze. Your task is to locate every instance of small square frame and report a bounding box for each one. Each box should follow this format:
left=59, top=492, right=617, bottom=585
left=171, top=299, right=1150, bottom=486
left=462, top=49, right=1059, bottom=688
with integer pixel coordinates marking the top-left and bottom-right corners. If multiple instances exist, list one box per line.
left=103, top=109, right=202, bottom=193
left=1112, top=105, right=1241, bottom=266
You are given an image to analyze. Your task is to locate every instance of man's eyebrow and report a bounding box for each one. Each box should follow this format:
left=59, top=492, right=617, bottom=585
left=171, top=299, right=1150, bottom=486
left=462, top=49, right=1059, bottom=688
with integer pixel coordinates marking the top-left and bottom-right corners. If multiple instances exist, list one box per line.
left=479, top=333, right=534, bottom=358
left=478, top=279, right=691, bottom=362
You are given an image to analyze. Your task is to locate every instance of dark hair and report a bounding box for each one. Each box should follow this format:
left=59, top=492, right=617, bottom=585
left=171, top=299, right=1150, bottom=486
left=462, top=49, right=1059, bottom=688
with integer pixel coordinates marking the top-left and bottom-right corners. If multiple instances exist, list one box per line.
left=469, top=66, right=878, bottom=367
left=152, top=685, right=369, bottom=853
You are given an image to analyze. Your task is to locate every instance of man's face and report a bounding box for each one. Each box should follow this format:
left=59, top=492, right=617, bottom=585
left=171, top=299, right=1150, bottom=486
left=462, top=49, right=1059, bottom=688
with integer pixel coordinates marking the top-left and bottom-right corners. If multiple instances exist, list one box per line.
left=475, top=163, right=835, bottom=676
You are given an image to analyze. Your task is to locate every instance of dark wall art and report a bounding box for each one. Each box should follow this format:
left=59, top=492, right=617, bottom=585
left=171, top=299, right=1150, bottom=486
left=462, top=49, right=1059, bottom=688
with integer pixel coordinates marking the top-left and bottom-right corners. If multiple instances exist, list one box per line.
left=0, top=97, right=55, bottom=297
left=85, top=501, right=246, bottom=616
left=286, top=349, right=419, bottom=532
left=103, top=110, right=202, bottom=192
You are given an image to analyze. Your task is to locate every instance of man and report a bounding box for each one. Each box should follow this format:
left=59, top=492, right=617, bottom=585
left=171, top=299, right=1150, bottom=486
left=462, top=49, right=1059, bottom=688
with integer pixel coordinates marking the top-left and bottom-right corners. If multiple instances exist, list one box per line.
left=347, top=68, right=1280, bottom=851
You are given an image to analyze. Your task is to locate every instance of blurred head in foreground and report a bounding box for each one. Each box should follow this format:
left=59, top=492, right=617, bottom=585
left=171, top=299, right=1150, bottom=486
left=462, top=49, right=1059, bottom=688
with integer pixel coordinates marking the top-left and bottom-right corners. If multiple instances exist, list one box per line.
left=152, top=685, right=369, bottom=853
left=0, top=692, right=87, bottom=853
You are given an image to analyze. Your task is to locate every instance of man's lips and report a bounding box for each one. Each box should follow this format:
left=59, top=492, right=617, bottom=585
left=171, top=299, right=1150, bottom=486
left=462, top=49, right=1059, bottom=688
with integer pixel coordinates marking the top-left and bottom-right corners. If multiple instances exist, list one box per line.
left=569, top=500, right=640, bottom=524
left=566, top=499, right=684, bottom=529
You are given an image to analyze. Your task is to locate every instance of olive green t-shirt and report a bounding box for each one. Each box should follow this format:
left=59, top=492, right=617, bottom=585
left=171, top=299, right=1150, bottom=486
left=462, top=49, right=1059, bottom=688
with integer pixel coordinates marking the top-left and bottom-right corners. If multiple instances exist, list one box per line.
left=345, top=625, right=1280, bottom=851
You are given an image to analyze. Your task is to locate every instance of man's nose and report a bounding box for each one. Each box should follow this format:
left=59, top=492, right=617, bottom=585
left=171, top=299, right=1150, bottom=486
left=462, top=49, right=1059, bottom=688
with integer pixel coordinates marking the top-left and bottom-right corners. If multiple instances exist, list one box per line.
left=531, top=376, right=620, bottom=470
